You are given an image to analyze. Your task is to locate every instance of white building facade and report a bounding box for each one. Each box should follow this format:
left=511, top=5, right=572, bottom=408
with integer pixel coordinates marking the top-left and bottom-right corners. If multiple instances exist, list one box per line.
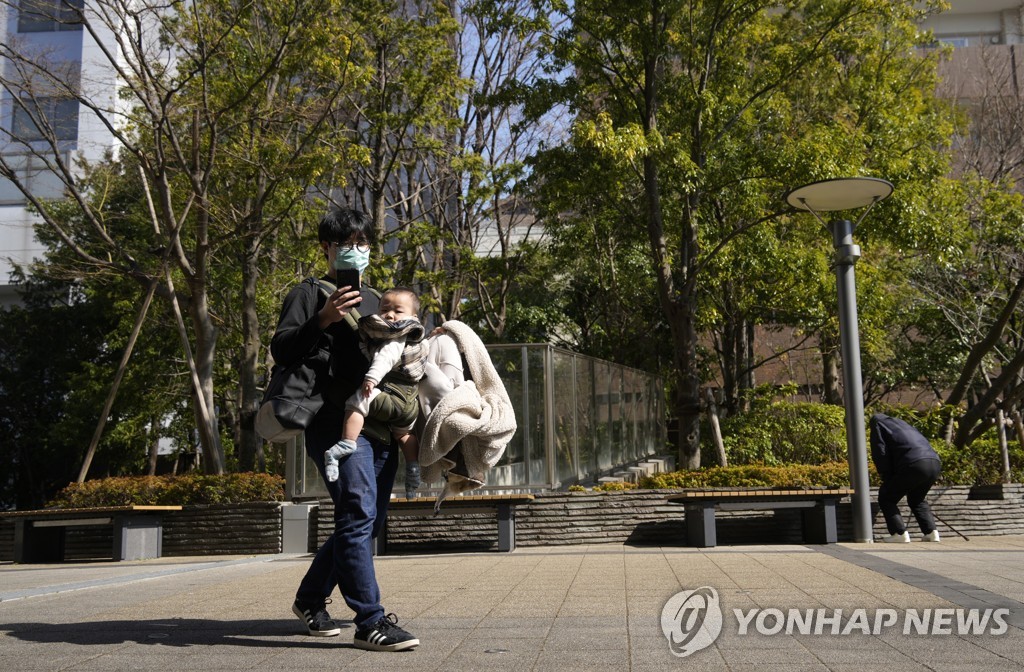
left=0, top=0, right=120, bottom=307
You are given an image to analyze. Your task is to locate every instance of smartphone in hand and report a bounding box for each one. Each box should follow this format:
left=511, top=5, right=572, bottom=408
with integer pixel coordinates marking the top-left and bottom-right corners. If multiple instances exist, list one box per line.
left=336, top=267, right=360, bottom=291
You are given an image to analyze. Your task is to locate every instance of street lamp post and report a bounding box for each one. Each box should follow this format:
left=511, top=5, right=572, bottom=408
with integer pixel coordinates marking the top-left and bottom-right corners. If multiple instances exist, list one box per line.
left=784, top=177, right=894, bottom=544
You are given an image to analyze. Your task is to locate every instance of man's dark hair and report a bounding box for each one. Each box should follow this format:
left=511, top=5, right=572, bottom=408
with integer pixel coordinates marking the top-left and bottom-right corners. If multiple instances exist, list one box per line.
left=317, top=207, right=375, bottom=245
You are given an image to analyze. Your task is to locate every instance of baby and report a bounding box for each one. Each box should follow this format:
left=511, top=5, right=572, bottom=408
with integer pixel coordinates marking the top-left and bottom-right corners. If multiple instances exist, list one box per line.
left=324, top=288, right=426, bottom=498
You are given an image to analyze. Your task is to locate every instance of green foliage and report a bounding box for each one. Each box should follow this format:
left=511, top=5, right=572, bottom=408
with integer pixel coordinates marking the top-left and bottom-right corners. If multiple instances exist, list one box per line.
left=47, top=473, right=285, bottom=508
left=0, top=267, right=186, bottom=507
left=640, top=462, right=870, bottom=489
left=593, top=481, right=638, bottom=492
left=699, top=400, right=1019, bottom=486
left=527, top=0, right=961, bottom=460
left=713, top=401, right=848, bottom=465
left=933, top=439, right=1024, bottom=486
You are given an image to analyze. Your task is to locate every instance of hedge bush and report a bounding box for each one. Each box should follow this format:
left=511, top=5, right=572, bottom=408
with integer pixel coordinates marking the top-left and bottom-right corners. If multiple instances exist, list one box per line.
left=698, top=401, right=1019, bottom=485
left=640, top=462, right=873, bottom=489
left=47, top=473, right=285, bottom=508
left=709, top=401, right=847, bottom=466
left=934, top=438, right=1024, bottom=486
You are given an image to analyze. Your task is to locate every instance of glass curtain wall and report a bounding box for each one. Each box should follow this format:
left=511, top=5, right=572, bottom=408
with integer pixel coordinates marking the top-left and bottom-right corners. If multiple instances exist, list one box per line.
left=287, top=344, right=666, bottom=497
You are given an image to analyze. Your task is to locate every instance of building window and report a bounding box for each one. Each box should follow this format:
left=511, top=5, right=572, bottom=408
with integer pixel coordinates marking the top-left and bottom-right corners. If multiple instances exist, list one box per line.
left=17, top=0, right=84, bottom=33
left=0, top=153, right=68, bottom=205
left=11, top=96, right=79, bottom=142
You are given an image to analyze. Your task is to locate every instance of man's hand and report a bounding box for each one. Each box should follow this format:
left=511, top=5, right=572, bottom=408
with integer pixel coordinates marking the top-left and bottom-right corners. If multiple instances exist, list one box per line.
left=318, top=287, right=361, bottom=329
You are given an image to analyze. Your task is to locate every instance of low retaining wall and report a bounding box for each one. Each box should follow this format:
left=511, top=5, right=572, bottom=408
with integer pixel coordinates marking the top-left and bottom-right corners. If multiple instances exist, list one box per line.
left=3, top=485, right=1022, bottom=561
left=314, top=484, right=1024, bottom=553
left=162, top=502, right=282, bottom=556
left=0, top=502, right=283, bottom=561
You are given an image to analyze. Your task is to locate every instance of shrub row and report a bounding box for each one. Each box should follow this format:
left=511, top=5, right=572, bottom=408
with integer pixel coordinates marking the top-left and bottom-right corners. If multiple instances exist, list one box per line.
left=933, top=438, right=1024, bottom=485
left=697, top=401, right=1020, bottom=486
left=47, top=473, right=285, bottom=508
left=640, top=462, right=870, bottom=489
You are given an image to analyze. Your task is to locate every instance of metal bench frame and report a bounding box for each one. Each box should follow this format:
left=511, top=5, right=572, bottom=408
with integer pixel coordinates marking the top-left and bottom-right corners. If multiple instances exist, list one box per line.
left=667, top=488, right=855, bottom=548
left=376, top=494, right=535, bottom=555
left=0, top=506, right=182, bottom=562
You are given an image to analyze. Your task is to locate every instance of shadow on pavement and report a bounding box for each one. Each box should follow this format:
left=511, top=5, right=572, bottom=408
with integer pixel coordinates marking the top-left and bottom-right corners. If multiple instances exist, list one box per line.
left=1, top=618, right=355, bottom=648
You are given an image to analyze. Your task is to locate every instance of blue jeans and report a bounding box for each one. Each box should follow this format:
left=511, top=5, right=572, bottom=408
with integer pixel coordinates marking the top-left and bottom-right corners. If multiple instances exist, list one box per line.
left=295, top=408, right=398, bottom=629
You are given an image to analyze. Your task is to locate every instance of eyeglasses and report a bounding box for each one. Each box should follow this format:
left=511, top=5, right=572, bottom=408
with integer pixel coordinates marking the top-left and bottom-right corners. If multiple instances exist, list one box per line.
left=332, top=242, right=370, bottom=252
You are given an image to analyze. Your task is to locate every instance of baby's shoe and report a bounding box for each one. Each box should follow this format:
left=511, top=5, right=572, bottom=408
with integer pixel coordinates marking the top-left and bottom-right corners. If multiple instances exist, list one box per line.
left=404, top=461, right=421, bottom=499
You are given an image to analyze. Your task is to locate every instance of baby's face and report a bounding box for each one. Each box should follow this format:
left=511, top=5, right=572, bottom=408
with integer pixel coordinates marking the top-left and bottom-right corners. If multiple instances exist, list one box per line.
left=379, top=293, right=416, bottom=322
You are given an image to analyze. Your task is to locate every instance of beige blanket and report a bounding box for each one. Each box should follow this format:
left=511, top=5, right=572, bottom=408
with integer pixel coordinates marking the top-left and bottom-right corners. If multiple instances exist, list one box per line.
left=418, top=320, right=517, bottom=510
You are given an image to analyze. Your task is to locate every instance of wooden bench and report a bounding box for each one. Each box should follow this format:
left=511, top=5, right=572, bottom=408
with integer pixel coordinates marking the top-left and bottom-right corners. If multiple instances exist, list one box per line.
left=0, top=506, right=182, bottom=563
left=376, top=494, right=535, bottom=555
left=667, top=488, right=854, bottom=548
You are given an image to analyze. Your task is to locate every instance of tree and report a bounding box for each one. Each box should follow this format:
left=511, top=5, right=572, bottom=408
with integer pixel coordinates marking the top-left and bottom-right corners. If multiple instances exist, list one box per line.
left=0, top=256, right=184, bottom=507
left=0, top=0, right=373, bottom=474
left=335, top=0, right=567, bottom=342
left=938, top=45, right=1024, bottom=448
left=535, top=0, right=954, bottom=468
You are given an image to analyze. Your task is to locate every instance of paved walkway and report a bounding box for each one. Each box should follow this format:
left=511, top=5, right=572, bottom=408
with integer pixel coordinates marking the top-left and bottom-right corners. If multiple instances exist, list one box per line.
left=2, top=536, right=1023, bottom=671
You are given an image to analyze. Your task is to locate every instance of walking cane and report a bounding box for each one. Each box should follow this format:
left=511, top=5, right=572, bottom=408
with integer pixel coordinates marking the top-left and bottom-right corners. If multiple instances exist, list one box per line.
left=928, top=487, right=969, bottom=541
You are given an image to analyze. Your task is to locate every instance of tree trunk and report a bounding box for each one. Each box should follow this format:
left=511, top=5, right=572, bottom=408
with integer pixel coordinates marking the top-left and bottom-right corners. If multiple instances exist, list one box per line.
left=946, top=273, right=1024, bottom=408
left=705, top=388, right=727, bottom=467
left=237, top=242, right=263, bottom=472
left=167, top=264, right=223, bottom=475
left=666, top=292, right=702, bottom=470
left=997, top=409, right=1011, bottom=484
left=954, top=347, right=1024, bottom=448
left=737, top=319, right=754, bottom=411
left=77, top=277, right=158, bottom=482
left=720, top=291, right=738, bottom=415
left=821, top=332, right=842, bottom=405
left=191, top=302, right=224, bottom=473
left=147, top=421, right=160, bottom=476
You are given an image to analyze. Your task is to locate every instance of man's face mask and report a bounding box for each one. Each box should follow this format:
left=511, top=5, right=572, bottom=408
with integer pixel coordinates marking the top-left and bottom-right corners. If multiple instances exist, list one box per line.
left=333, top=243, right=370, bottom=273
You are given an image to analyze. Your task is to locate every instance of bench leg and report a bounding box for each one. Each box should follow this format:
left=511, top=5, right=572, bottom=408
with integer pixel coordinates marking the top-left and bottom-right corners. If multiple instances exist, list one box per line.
left=497, top=503, right=515, bottom=552
left=801, top=499, right=839, bottom=544
left=114, top=515, right=162, bottom=561
left=684, top=504, right=716, bottom=548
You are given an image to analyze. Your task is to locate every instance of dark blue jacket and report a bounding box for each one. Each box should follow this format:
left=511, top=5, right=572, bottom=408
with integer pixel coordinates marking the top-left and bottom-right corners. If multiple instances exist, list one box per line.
left=869, top=413, right=940, bottom=482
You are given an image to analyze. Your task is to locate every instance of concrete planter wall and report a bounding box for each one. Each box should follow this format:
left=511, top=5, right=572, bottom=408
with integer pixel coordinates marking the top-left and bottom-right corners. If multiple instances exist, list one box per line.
left=3, top=485, right=1022, bottom=561
left=0, top=502, right=284, bottom=562
left=314, top=485, right=1024, bottom=553
left=162, top=502, right=283, bottom=556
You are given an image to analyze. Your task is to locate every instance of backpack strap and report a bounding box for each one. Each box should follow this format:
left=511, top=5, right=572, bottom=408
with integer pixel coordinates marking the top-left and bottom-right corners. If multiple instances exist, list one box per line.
left=308, top=277, right=382, bottom=332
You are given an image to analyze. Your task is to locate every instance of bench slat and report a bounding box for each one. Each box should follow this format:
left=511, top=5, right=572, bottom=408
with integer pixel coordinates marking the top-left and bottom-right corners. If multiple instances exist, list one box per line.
left=667, top=488, right=853, bottom=504
left=0, top=505, right=183, bottom=519
left=387, top=494, right=534, bottom=512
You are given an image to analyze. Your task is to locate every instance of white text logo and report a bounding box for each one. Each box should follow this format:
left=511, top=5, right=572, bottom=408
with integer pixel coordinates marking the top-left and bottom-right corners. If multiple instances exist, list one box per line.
left=734, top=607, right=1010, bottom=636
left=661, top=587, right=724, bottom=657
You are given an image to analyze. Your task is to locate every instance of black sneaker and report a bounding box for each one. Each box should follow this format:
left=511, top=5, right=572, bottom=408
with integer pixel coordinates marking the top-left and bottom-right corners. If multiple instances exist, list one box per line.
left=353, top=613, right=419, bottom=651
left=292, top=598, right=342, bottom=637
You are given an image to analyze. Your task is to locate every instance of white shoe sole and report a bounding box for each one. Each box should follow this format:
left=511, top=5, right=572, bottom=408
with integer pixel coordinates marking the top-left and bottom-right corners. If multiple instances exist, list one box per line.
left=292, top=604, right=341, bottom=637
left=881, top=534, right=910, bottom=543
left=354, top=636, right=420, bottom=652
